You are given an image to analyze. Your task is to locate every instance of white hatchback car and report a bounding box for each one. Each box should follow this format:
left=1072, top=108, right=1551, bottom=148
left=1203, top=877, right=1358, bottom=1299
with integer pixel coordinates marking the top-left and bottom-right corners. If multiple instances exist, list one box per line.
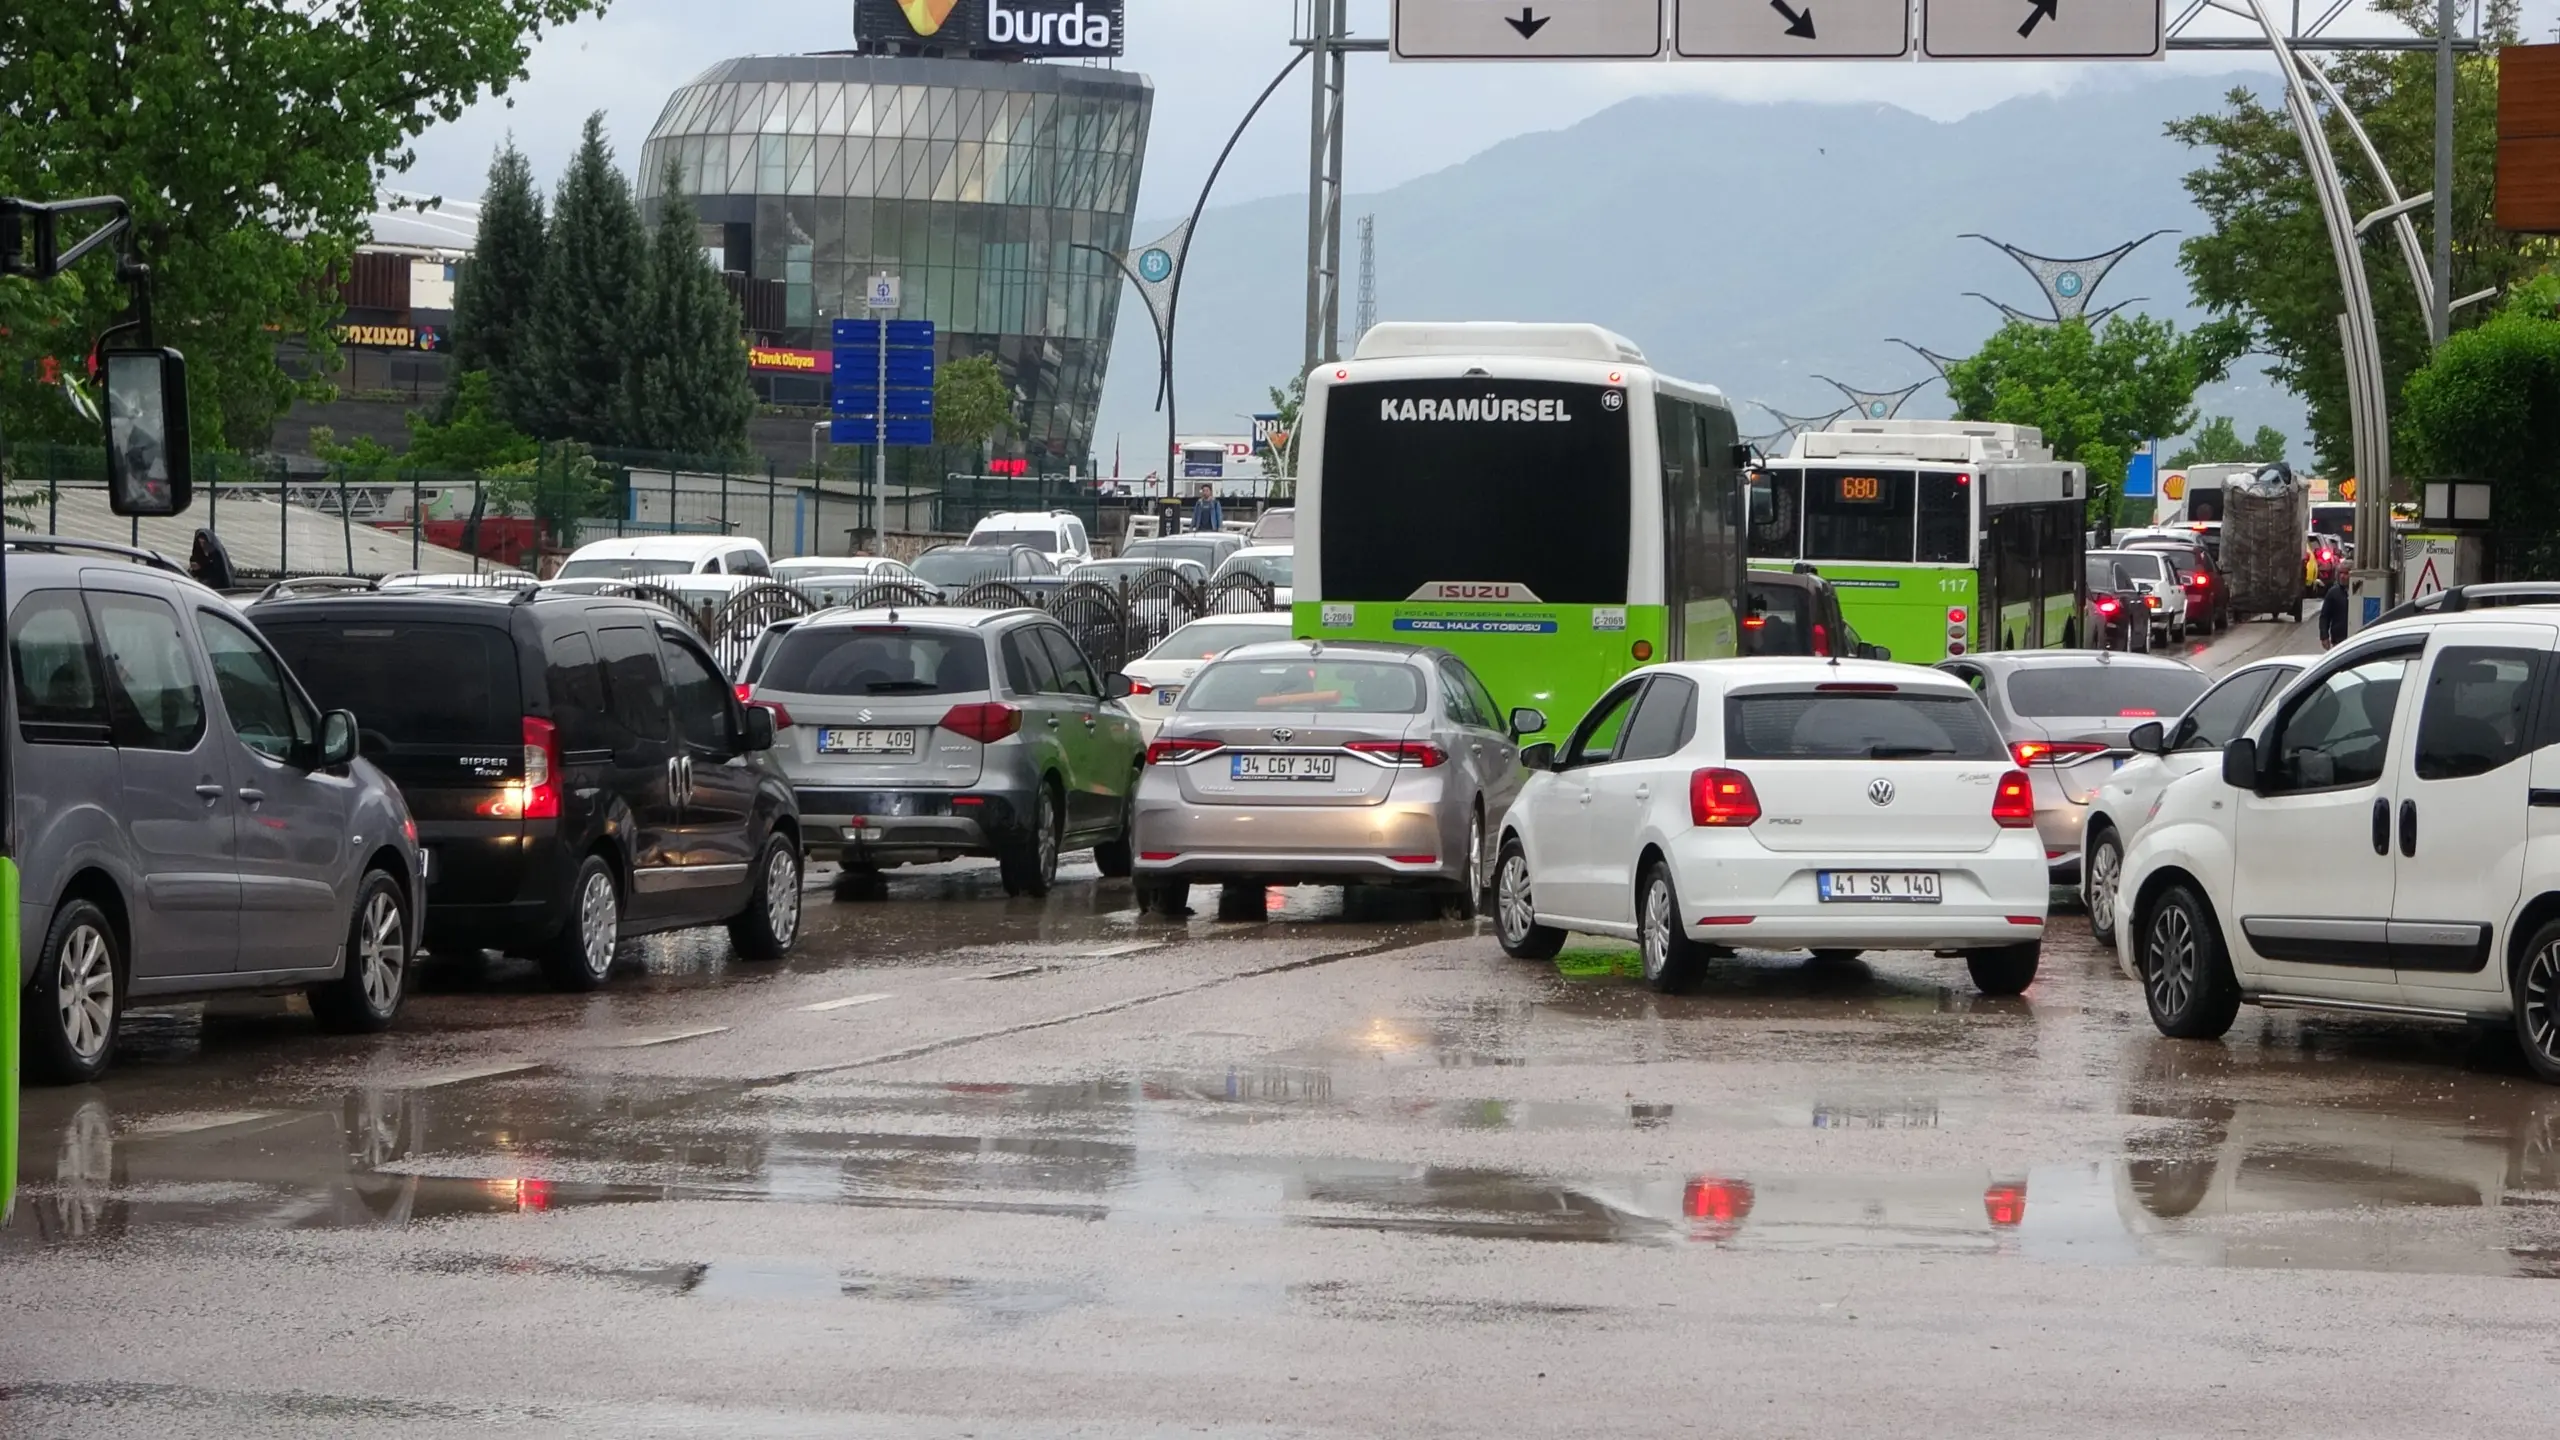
left=1116, top=611, right=1293, bottom=743
left=1494, top=659, right=2049, bottom=996
left=2080, top=655, right=2307, bottom=944
left=2115, top=610, right=2560, bottom=1082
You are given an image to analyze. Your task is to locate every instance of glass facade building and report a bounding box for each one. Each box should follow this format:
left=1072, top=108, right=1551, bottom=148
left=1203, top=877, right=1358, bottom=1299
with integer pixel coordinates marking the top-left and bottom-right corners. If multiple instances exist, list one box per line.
left=638, top=55, right=1152, bottom=464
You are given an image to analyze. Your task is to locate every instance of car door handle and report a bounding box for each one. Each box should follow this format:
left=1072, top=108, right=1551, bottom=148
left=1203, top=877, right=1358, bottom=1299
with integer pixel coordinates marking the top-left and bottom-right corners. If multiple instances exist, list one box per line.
left=236, top=788, right=265, bottom=808
left=2371, top=797, right=2390, bottom=855
left=2399, top=799, right=2417, bottom=857
left=194, top=783, right=225, bottom=806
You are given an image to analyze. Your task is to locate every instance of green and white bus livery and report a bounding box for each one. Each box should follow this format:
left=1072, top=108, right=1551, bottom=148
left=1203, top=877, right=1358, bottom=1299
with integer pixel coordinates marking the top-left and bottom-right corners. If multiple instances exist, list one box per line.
left=1749, top=420, right=2086, bottom=663
left=1293, top=322, right=1751, bottom=730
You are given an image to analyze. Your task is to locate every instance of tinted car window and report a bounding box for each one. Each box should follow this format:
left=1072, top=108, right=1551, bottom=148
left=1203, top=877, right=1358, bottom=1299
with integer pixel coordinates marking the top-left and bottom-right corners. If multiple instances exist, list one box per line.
left=596, top=625, right=671, bottom=745
left=727, top=549, right=770, bottom=578
left=1183, top=659, right=1425, bottom=714
left=2413, top=647, right=2543, bottom=782
left=12, top=590, right=109, bottom=744
left=555, top=556, right=689, bottom=580
left=1002, top=628, right=1057, bottom=695
left=1618, top=675, right=1697, bottom=762
left=1036, top=627, right=1098, bottom=697
left=87, top=592, right=206, bottom=752
left=1726, top=692, right=2006, bottom=761
left=199, top=609, right=316, bottom=762
left=659, top=634, right=733, bottom=754
left=546, top=630, right=609, bottom=753
left=263, top=620, right=522, bottom=747
left=970, top=530, right=1056, bottom=550
left=1745, top=582, right=1813, bottom=656
left=1438, top=661, right=1486, bottom=729
left=911, top=550, right=1014, bottom=588
left=2171, top=669, right=2283, bottom=751
left=764, top=626, right=992, bottom=696
left=2004, top=664, right=2208, bottom=718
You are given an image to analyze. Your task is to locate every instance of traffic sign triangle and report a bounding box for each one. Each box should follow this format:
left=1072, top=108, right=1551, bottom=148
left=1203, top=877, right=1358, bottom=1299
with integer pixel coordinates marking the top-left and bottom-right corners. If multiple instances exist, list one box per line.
left=2414, top=555, right=2442, bottom=596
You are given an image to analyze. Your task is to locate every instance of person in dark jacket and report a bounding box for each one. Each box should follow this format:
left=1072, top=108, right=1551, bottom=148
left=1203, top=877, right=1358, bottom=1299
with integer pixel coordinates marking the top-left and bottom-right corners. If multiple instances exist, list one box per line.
left=2319, top=577, right=2351, bottom=648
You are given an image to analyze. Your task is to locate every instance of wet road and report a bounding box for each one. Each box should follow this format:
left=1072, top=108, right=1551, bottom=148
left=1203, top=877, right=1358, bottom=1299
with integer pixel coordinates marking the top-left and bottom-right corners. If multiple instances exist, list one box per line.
left=21, top=618, right=2560, bottom=1437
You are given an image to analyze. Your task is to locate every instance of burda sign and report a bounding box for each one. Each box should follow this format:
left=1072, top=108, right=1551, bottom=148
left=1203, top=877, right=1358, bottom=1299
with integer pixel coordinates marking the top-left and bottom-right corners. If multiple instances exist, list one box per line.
left=860, top=0, right=1124, bottom=57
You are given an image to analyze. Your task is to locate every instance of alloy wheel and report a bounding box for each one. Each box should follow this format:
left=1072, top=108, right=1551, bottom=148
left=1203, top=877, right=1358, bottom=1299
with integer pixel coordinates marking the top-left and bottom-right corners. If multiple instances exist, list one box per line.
left=2146, top=903, right=2197, bottom=1018
left=765, top=845, right=802, bottom=947
left=1465, top=815, right=1486, bottom=904
left=1641, top=875, right=1674, bottom=982
left=2087, top=838, right=2121, bottom=934
left=2523, top=940, right=2560, bottom=1067
left=53, top=924, right=113, bottom=1062
left=1037, top=793, right=1059, bottom=880
left=1496, top=852, right=1535, bottom=945
left=580, top=871, right=620, bottom=980
left=358, top=889, right=405, bottom=1014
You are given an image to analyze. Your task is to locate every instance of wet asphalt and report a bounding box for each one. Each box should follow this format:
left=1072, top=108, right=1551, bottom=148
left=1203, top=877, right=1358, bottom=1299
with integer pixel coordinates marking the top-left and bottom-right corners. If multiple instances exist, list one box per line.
left=19, top=617, right=2560, bottom=1438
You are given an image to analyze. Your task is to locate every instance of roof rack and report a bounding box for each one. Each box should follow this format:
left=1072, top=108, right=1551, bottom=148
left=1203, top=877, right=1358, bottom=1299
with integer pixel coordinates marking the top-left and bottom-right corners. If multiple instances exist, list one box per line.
left=5, top=536, right=189, bottom=577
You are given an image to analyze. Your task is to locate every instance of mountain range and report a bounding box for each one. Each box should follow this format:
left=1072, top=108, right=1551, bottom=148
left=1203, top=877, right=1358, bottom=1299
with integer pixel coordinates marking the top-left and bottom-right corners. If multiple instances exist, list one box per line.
left=1092, top=70, right=2306, bottom=471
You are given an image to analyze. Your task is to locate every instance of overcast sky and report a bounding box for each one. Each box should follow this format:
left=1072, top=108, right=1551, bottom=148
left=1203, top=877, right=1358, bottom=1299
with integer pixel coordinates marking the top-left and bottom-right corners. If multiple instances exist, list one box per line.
left=401, top=0, right=2551, bottom=214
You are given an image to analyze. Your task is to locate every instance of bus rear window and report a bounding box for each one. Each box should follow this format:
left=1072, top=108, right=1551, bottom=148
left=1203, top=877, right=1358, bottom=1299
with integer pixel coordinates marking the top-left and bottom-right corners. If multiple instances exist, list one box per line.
left=1801, top=468, right=1916, bottom=564
left=1318, top=379, right=1630, bottom=604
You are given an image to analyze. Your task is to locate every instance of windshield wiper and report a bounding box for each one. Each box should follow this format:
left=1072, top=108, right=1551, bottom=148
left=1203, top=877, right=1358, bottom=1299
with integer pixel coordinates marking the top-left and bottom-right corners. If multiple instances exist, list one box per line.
left=1867, top=744, right=1956, bottom=758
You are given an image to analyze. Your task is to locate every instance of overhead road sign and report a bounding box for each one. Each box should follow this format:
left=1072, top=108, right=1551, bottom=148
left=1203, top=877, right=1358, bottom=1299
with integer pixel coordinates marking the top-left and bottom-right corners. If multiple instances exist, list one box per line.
left=832, top=319, right=935, bottom=347
left=1921, top=0, right=2163, bottom=58
left=1391, top=0, right=1665, bottom=59
left=1674, top=0, right=1909, bottom=58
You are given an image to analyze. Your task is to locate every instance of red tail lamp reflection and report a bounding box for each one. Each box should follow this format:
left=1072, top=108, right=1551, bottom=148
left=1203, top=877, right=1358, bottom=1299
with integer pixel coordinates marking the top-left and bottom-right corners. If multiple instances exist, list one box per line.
left=1683, top=1176, right=1755, bottom=1239
left=1983, top=1180, right=2028, bottom=1228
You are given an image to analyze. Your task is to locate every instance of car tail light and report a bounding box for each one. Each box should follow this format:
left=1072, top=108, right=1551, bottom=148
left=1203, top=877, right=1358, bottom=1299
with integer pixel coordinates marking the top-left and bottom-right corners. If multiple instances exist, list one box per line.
left=733, top=682, right=753, bottom=705
left=2144, top=594, right=2161, bottom=609
left=482, top=716, right=562, bottom=820
left=1992, top=769, right=2035, bottom=827
left=1742, top=615, right=1766, bottom=630
left=940, top=702, right=1022, bottom=744
left=1811, top=621, right=1830, bottom=657
left=2010, top=740, right=2108, bottom=766
left=1984, top=1181, right=2028, bottom=1227
left=1146, top=737, right=1220, bottom=765
left=1689, top=768, right=1760, bottom=827
left=1124, top=676, right=1155, bottom=695
left=1345, top=740, right=1446, bottom=768
left=1683, top=1177, right=1754, bottom=1224
left=2096, top=596, right=2120, bottom=616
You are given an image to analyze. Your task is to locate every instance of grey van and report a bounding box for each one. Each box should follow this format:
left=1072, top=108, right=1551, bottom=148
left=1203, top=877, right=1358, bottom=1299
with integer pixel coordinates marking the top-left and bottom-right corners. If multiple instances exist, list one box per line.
left=11, top=541, right=423, bottom=1084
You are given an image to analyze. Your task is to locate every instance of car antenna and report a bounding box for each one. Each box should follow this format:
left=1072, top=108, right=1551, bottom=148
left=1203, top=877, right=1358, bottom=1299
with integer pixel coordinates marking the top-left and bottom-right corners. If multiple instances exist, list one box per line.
left=886, top=607, right=899, bottom=623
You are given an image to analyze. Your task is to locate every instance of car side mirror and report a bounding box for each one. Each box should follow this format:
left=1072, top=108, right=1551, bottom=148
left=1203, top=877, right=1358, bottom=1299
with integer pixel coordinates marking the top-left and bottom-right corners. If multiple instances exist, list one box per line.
left=1105, top=671, right=1138, bottom=700
left=318, top=709, right=359, bottom=768
left=742, top=704, right=778, bottom=752
left=2129, top=720, right=2166, bottom=756
left=102, top=347, right=194, bottom=517
left=1863, top=643, right=1892, bottom=661
left=1509, top=706, right=1547, bottom=738
left=1747, top=483, right=1775, bottom=528
left=1520, top=741, right=1558, bottom=772
left=2220, top=737, right=2259, bottom=790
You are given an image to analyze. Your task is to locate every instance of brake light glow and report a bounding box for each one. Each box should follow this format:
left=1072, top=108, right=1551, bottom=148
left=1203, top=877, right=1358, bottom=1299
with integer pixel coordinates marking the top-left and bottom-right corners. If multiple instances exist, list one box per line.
left=2118, top=709, right=2157, bottom=717
left=1124, top=676, right=1155, bottom=696
left=1346, top=740, right=1447, bottom=768
left=481, top=716, right=562, bottom=820
left=1689, top=768, right=1761, bottom=827
left=1146, top=737, right=1221, bottom=765
left=1743, top=615, right=1766, bottom=630
left=1946, top=607, right=1968, bottom=625
left=1683, top=1177, right=1754, bottom=1224
left=1984, top=1181, right=2028, bottom=1227
left=1992, top=769, right=2035, bottom=827
left=2096, top=596, right=2120, bottom=616
left=2010, top=740, right=2108, bottom=766
left=939, top=702, right=1023, bottom=744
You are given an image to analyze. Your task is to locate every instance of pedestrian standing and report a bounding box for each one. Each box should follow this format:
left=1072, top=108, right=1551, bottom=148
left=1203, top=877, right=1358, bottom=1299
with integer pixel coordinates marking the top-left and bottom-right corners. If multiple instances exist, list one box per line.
left=2319, top=576, right=2351, bottom=649
left=1191, top=483, right=1223, bottom=534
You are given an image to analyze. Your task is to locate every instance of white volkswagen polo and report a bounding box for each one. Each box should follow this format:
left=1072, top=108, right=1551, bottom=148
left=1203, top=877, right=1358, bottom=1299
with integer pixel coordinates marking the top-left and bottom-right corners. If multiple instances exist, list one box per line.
left=1492, top=659, right=2050, bottom=996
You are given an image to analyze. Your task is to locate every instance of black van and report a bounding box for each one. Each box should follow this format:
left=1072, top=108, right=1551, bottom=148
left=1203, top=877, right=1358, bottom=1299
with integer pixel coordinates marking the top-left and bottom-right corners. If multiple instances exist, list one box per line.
left=1743, top=569, right=1885, bottom=660
left=249, top=589, right=802, bottom=989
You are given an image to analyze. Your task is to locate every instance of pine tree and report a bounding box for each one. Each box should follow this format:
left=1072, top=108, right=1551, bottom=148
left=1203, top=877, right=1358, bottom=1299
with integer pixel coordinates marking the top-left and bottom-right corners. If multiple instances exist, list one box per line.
left=625, top=159, right=755, bottom=459
left=514, top=112, right=646, bottom=446
left=447, top=138, right=545, bottom=421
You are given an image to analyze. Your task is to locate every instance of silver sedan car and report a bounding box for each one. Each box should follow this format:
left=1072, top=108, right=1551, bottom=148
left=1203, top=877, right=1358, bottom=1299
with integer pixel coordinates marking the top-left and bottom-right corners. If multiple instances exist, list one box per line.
left=1125, top=640, right=1530, bottom=916
left=1935, top=650, right=2209, bottom=881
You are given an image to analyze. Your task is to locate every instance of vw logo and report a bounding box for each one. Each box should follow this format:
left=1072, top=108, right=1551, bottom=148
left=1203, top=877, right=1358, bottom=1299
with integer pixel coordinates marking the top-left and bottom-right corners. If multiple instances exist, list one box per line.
left=1271, top=728, right=1295, bottom=743
left=857, top=708, right=875, bottom=723
left=1137, top=247, right=1174, bottom=284
left=1866, top=778, right=1896, bottom=806
left=2054, top=271, right=2085, bottom=298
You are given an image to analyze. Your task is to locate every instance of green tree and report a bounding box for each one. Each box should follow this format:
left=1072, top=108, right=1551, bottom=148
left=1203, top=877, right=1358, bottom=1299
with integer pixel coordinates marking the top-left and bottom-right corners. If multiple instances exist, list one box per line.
left=932, top=354, right=1016, bottom=453
left=404, top=369, right=539, bottom=471
left=447, top=138, right=546, bottom=421
left=1261, top=373, right=1306, bottom=473
left=483, top=442, right=615, bottom=548
left=623, top=161, right=755, bottom=458
left=2168, top=2, right=2551, bottom=474
left=0, top=0, right=604, bottom=450
left=514, top=112, right=646, bottom=447
left=2168, top=415, right=2289, bottom=468
left=2401, top=278, right=2560, bottom=562
left=1944, top=315, right=2243, bottom=508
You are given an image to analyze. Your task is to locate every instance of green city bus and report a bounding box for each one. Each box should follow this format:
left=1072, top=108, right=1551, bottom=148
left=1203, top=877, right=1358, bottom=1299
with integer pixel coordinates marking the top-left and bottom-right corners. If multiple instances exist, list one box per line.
left=1749, top=421, right=2087, bottom=663
left=1292, top=322, right=1751, bottom=731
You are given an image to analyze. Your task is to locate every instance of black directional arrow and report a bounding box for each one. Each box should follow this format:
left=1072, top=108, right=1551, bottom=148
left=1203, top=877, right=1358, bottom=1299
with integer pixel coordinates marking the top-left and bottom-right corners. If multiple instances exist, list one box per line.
left=2016, top=0, right=2058, bottom=36
left=1505, top=6, right=1550, bottom=38
left=1768, top=0, right=1818, bottom=37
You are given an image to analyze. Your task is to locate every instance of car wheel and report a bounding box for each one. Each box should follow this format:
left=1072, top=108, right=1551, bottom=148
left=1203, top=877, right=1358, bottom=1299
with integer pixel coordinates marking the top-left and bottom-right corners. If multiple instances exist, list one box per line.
left=2140, top=882, right=2241, bottom=1038
left=310, top=868, right=410, bottom=1033
left=1442, top=806, right=1486, bottom=921
left=1965, top=942, right=2039, bottom=996
left=24, top=898, right=122, bottom=1086
left=2511, top=920, right=2560, bottom=1084
left=1135, top=878, right=1191, bottom=916
left=999, top=785, right=1060, bottom=898
left=1093, top=775, right=1138, bottom=880
left=1638, top=862, right=1708, bottom=994
left=1493, top=835, right=1564, bottom=961
left=542, top=853, right=622, bottom=992
left=2085, top=826, right=2123, bottom=946
left=727, top=831, right=803, bottom=961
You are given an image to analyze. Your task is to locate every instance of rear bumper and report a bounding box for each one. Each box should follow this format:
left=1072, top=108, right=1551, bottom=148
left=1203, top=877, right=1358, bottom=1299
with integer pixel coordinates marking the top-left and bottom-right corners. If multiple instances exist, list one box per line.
left=1666, top=837, right=2048, bottom=947
left=415, top=823, right=569, bottom=948
left=1130, top=792, right=1459, bottom=886
left=794, top=785, right=1034, bottom=863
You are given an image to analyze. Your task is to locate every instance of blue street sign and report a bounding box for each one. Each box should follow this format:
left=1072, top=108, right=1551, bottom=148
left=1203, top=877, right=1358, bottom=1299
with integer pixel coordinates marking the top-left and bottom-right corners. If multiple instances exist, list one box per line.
left=832, top=351, right=936, bottom=383
left=831, top=318, right=935, bottom=347
left=2123, top=449, right=2156, bottom=499
left=832, top=418, right=934, bottom=446
left=832, top=387, right=935, bottom=418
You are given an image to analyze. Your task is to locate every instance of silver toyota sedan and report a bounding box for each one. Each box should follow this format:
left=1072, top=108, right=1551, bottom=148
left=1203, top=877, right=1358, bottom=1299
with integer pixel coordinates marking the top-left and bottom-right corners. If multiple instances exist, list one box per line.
left=1124, top=640, right=1532, bottom=917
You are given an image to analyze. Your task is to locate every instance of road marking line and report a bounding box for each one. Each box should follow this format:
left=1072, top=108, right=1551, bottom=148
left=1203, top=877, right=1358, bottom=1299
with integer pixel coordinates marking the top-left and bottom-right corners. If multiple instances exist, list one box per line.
left=977, top=965, right=1046, bottom=980
left=127, top=1110, right=287, bottom=1137
left=1079, top=942, right=1163, bottom=958
left=798, top=993, right=893, bottom=1012
left=607, top=1026, right=732, bottom=1049
left=390, top=1061, right=545, bottom=1088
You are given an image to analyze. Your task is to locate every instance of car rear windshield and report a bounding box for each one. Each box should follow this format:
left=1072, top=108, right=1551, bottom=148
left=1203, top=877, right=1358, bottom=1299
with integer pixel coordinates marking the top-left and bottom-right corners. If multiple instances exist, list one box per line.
left=261, top=620, right=522, bottom=745
left=1148, top=621, right=1284, bottom=661
left=2101, top=551, right=2166, bottom=581
left=1252, top=511, right=1296, bottom=540
left=1219, top=553, right=1294, bottom=585
left=911, top=551, right=1012, bottom=586
left=1122, top=540, right=1225, bottom=570
left=1181, top=658, right=1425, bottom=714
left=970, top=529, right=1054, bottom=550
left=1744, top=583, right=1814, bottom=656
left=758, top=626, right=989, bottom=696
left=2004, top=664, right=2208, bottom=718
left=555, top=556, right=691, bottom=580
left=1725, top=691, right=2005, bottom=760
